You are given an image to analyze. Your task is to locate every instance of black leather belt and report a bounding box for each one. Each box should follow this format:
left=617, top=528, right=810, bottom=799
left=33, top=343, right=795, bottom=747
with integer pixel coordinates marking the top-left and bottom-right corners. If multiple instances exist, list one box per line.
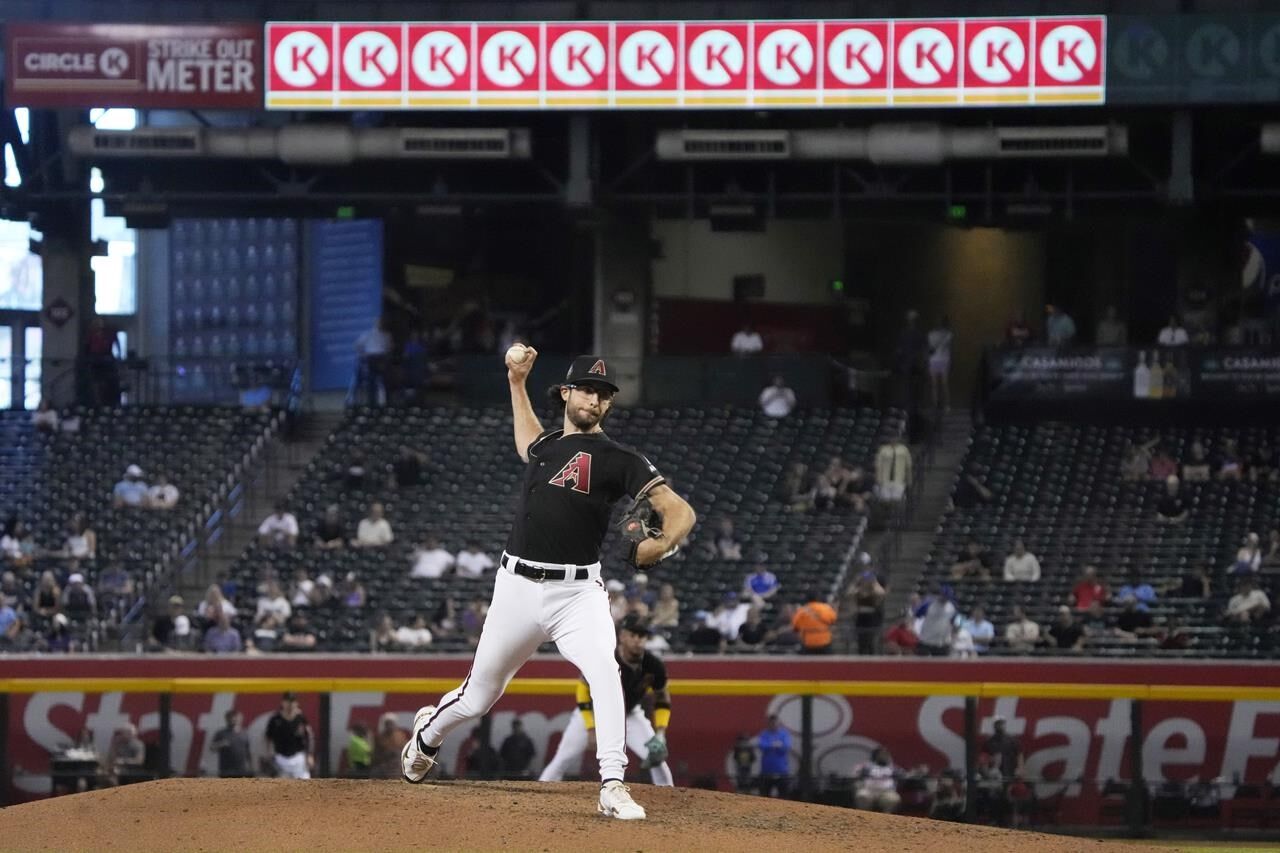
left=505, top=556, right=589, bottom=581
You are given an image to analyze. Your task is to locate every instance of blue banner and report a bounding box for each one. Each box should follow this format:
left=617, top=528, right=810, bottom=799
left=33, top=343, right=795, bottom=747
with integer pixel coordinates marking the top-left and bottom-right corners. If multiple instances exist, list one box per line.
left=308, top=219, right=383, bottom=391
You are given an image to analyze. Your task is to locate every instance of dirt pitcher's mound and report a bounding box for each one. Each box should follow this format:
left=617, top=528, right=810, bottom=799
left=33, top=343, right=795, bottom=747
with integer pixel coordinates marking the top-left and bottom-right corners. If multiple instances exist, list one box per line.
left=0, top=778, right=1178, bottom=852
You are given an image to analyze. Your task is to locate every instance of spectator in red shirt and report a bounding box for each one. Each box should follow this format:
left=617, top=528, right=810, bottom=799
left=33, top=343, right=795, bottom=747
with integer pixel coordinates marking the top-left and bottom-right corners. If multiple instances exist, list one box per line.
left=1071, top=566, right=1108, bottom=611
left=883, top=616, right=919, bottom=655
left=1148, top=445, right=1178, bottom=481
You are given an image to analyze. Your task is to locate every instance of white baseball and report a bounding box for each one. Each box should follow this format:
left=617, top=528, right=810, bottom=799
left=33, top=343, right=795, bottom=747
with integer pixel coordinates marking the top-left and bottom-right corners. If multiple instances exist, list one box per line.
left=506, top=345, right=529, bottom=364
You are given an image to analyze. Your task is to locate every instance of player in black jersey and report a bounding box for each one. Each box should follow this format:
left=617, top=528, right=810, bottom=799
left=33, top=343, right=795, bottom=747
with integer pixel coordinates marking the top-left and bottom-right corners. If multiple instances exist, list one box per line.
left=539, top=614, right=673, bottom=786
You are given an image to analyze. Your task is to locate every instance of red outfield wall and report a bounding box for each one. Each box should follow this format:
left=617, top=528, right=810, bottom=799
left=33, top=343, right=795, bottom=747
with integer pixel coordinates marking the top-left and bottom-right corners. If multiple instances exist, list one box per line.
left=6, top=656, right=1279, bottom=821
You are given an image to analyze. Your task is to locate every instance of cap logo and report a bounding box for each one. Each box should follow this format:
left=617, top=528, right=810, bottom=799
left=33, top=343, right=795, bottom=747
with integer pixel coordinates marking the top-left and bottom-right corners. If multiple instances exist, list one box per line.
left=589, top=359, right=607, bottom=376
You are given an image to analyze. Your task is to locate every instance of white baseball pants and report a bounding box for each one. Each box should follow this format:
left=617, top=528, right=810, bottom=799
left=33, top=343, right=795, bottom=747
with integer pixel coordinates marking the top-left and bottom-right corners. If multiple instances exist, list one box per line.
left=538, top=706, right=673, bottom=787
left=418, top=564, right=628, bottom=783
left=273, top=752, right=310, bottom=779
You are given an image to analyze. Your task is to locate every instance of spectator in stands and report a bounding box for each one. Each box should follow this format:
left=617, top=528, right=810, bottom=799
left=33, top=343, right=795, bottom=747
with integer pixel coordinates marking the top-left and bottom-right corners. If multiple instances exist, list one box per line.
left=0, top=599, right=24, bottom=649
left=743, top=563, right=781, bottom=607
left=372, top=613, right=397, bottom=652
left=258, top=501, right=300, bottom=549
left=499, top=719, right=537, bottom=779
left=1045, top=304, right=1077, bottom=346
left=410, top=536, right=455, bottom=579
left=1181, top=441, right=1212, bottom=482
left=1095, top=305, right=1128, bottom=345
left=432, top=597, right=460, bottom=641
left=354, top=502, right=393, bottom=548
left=106, top=723, right=146, bottom=784
left=1079, top=600, right=1108, bottom=637
left=1004, top=606, right=1040, bottom=652
left=455, top=541, right=495, bottom=579
left=281, top=613, right=317, bottom=651
left=1250, top=441, right=1278, bottom=483
left=198, top=584, right=236, bottom=623
left=1048, top=606, right=1086, bottom=651
left=395, top=615, right=433, bottom=649
left=147, top=472, right=180, bottom=510
left=792, top=591, right=837, bottom=655
left=842, top=465, right=874, bottom=514
left=916, top=586, right=956, bottom=656
left=853, top=747, right=902, bottom=813
left=927, top=315, right=953, bottom=412
left=757, top=714, right=792, bottom=798
left=63, top=513, right=97, bottom=560
left=731, top=322, right=764, bottom=355
left=813, top=457, right=848, bottom=511
left=461, top=597, right=488, bottom=647
left=253, top=612, right=283, bottom=652
left=952, top=466, right=994, bottom=510
left=34, top=570, right=61, bottom=621
left=1217, top=438, right=1245, bottom=481
left=875, top=432, right=912, bottom=503
left=389, top=445, right=428, bottom=489
left=1112, top=594, right=1154, bottom=642
left=1158, top=618, right=1193, bottom=651
left=43, top=611, right=73, bottom=652
left=97, top=561, right=133, bottom=602
left=354, top=316, right=392, bottom=406
left=112, top=465, right=150, bottom=508
left=313, top=504, right=347, bottom=549
left=287, top=568, right=314, bottom=608
left=951, top=539, right=994, bottom=581
left=630, top=573, right=657, bottom=608
left=203, top=609, right=243, bottom=654
left=651, top=583, right=680, bottom=630
left=736, top=605, right=769, bottom=651
left=0, top=570, right=20, bottom=606
left=960, top=606, right=995, bottom=654
left=60, top=573, right=96, bottom=622
left=150, top=595, right=190, bottom=651
left=1002, top=540, right=1041, bottom=582
left=0, top=518, right=35, bottom=569
left=1166, top=565, right=1212, bottom=599
left=339, top=573, right=365, bottom=609
left=31, top=398, right=58, bottom=433
left=883, top=615, right=919, bottom=655
left=212, top=710, right=252, bottom=778
left=1156, top=475, right=1189, bottom=523
left=371, top=713, right=409, bottom=779
left=256, top=580, right=291, bottom=625
left=1115, top=572, right=1157, bottom=610
left=1157, top=314, right=1190, bottom=347
left=778, top=462, right=816, bottom=512
left=850, top=562, right=886, bottom=655
left=1225, top=578, right=1271, bottom=624
left=1121, top=438, right=1155, bottom=482
left=1072, top=566, right=1108, bottom=610
left=1005, top=311, right=1032, bottom=347
left=713, top=518, right=743, bottom=560
left=1265, top=529, right=1280, bottom=569
left=1149, top=446, right=1178, bottom=481
left=758, top=375, right=797, bottom=419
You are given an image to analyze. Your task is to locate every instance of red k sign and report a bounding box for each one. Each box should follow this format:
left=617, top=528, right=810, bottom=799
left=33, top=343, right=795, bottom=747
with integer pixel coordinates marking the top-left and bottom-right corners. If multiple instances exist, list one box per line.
left=338, top=25, right=400, bottom=91
left=684, top=23, right=748, bottom=90
left=823, top=21, right=890, bottom=91
left=754, top=22, right=818, bottom=90
left=614, top=23, right=678, bottom=91
left=476, top=24, right=539, bottom=91
left=269, top=24, right=331, bottom=92
left=964, top=19, right=1031, bottom=88
left=894, top=20, right=960, bottom=89
left=545, top=24, right=609, bottom=91
left=1036, top=17, right=1104, bottom=87
left=407, top=25, right=471, bottom=92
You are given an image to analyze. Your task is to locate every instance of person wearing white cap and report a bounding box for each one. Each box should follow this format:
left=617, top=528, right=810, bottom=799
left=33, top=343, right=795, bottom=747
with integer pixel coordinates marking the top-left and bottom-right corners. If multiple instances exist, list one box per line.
left=112, top=465, right=149, bottom=508
left=61, top=573, right=96, bottom=620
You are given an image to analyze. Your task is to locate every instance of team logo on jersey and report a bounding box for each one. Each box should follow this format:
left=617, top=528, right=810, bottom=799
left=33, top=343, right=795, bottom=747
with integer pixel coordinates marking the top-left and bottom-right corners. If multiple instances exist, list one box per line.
left=549, top=451, right=593, bottom=494
left=589, top=359, right=607, bottom=375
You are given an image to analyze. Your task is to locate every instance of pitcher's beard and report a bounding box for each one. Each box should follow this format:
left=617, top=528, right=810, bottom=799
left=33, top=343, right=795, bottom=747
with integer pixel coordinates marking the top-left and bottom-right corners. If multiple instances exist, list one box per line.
left=568, top=406, right=602, bottom=431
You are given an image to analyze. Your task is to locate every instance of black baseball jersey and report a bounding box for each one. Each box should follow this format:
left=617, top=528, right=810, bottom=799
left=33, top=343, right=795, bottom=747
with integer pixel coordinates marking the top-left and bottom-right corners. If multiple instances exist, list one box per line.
left=579, top=650, right=669, bottom=715
left=505, top=429, right=664, bottom=565
left=265, top=711, right=311, bottom=757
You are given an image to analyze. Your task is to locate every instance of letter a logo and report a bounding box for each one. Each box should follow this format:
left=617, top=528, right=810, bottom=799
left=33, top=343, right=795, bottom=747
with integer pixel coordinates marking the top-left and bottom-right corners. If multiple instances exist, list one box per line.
left=549, top=451, right=593, bottom=494
left=589, top=359, right=607, bottom=376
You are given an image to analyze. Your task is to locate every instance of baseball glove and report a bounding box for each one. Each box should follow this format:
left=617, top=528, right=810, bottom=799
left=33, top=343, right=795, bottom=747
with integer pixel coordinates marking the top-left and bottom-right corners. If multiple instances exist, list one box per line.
left=618, top=495, right=664, bottom=542
left=641, top=732, right=668, bottom=769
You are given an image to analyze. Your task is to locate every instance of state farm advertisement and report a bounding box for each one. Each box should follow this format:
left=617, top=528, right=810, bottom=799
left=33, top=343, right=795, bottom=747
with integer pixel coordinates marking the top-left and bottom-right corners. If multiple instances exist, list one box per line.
left=265, top=16, right=1105, bottom=110
left=5, top=657, right=1278, bottom=821
left=5, top=23, right=262, bottom=108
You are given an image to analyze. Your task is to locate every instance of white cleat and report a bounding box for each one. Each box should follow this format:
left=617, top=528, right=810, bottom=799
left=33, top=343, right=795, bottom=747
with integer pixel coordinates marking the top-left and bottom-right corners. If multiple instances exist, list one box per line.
left=400, top=705, right=438, bottom=783
left=598, top=780, right=647, bottom=820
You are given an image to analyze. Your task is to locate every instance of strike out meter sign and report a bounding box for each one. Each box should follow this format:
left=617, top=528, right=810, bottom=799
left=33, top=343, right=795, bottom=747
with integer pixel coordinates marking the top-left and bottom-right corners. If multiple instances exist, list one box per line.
left=266, top=16, right=1105, bottom=109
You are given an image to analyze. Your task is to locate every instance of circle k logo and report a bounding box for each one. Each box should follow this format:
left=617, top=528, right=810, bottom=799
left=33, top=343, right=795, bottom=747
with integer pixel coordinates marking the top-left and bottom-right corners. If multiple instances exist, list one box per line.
left=411, top=30, right=467, bottom=87
left=99, top=47, right=130, bottom=78
left=687, top=29, right=743, bottom=87
left=756, top=28, right=814, bottom=86
left=548, top=30, right=605, bottom=87
left=1040, top=24, right=1097, bottom=82
left=480, top=30, right=535, bottom=87
left=343, top=31, right=398, bottom=87
left=898, top=27, right=955, bottom=84
left=968, top=26, right=1026, bottom=84
left=826, top=28, right=884, bottom=86
left=617, top=29, right=674, bottom=87
left=275, top=30, right=330, bottom=88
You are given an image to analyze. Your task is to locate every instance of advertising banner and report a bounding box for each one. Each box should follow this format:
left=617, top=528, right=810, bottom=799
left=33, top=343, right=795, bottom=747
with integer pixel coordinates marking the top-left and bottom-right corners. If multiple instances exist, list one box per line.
left=5, top=657, right=1278, bottom=822
left=307, top=219, right=383, bottom=392
left=987, top=346, right=1280, bottom=403
left=5, top=23, right=262, bottom=109
left=265, top=17, right=1106, bottom=110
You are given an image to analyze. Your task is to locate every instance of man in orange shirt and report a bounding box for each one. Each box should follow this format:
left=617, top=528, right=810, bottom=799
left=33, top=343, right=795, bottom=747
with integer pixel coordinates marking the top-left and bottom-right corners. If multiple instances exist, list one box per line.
left=791, top=592, right=838, bottom=654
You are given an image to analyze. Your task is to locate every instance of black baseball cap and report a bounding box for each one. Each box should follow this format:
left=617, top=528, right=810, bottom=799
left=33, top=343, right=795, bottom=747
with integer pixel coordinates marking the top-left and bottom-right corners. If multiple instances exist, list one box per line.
left=563, top=355, right=620, bottom=393
left=618, top=614, right=652, bottom=636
